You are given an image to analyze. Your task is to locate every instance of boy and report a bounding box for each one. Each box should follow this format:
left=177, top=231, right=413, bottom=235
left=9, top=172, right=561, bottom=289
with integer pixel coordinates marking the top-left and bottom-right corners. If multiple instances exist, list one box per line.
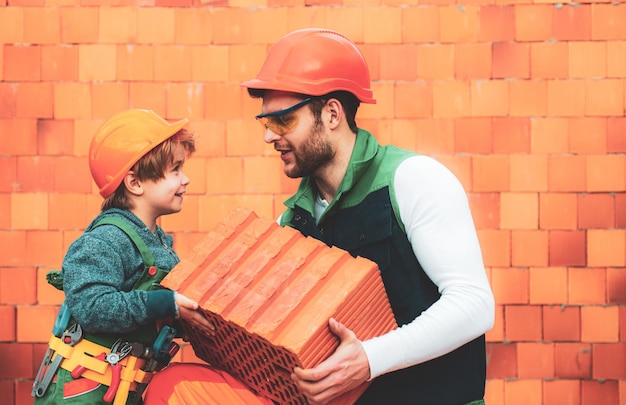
left=33, top=109, right=214, bottom=404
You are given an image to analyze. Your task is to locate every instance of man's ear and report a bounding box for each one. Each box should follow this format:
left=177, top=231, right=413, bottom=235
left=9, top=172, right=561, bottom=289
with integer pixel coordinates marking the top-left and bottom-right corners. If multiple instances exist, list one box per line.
left=123, top=171, right=143, bottom=196
left=326, top=98, right=342, bottom=130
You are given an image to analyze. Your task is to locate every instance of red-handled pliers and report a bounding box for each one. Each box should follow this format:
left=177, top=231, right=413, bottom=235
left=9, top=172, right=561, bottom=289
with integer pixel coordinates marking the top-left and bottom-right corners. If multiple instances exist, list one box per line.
left=102, top=339, right=133, bottom=403
left=71, top=352, right=106, bottom=379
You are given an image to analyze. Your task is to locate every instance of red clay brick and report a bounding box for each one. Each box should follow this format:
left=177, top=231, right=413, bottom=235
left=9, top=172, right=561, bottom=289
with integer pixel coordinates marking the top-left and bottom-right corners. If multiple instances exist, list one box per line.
left=581, top=306, right=619, bottom=343
left=161, top=208, right=397, bottom=405
left=581, top=380, right=619, bottom=405
left=517, top=342, right=555, bottom=378
left=543, top=379, right=581, bottom=405
left=0, top=343, right=33, bottom=379
left=486, top=342, right=517, bottom=379
left=0, top=379, right=14, bottom=405
left=593, top=343, right=626, bottom=380
left=504, top=378, right=542, bottom=405
left=607, top=268, right=626, bottom=304
left=543, top=305, right=580, bottom=342
left=549, top=231, right=586, bottom=267
left=0, top=306, right=16, bottom=342
left=505, top=305, right=542, bottom=342
left=555, top=343, right=592, bottom=379
left=530, top=268, right=568, bottom=305
left=578, top=193, right=615, bottom=229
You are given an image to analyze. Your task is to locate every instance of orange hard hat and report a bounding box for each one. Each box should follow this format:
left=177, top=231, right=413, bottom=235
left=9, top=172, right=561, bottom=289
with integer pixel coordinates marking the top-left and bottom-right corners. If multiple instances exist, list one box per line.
left=241, top=28, right=376, bottom=104
left=89, top=109, right=189, bottom=199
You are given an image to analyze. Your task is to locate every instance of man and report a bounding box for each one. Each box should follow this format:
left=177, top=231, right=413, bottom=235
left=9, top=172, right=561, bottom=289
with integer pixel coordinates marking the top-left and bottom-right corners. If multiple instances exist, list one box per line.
left=241, top=28, right=495, bottom=405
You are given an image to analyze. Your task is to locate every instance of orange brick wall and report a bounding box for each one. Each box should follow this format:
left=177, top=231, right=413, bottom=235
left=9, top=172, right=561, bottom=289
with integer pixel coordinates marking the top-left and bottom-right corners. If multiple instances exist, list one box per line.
left=1, top=1, right=624, bottom=404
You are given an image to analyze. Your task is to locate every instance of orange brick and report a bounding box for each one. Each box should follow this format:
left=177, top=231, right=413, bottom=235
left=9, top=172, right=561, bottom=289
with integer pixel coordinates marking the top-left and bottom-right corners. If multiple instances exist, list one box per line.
left=478, top=230, right=511, bottom=267
left=549, top=231, right=586, bottom=267
left=436, top=155, right=472, bottom=191
left=0, top=83, right=16, bottom=118
left=543, top=379, right=581, bottom=405
left=60, top=7, right=98, bottom=43
left=468, top=192, right=499, bottom=229
left=167, top=83, right=204, bottom=120
left=415, top=118, right=455, bottom=155
left=439, top=6, right=479, bottom=43
left=211, top=8, right=253, bottom=45
left=53, top=83, right=92, bottom=119
left=593, top=343, right=626, bottom=379
left=154, top=45, right=192, bottom=81
left=515, top=4, right=553, bottom=41
left=0, top=7, right=23, bottom=43
left=517, top=342, right=555, bottom=378
left=478, top=5, right=515, bottom=42
left=363, top=8, right=402, bottom=44
left=608, top=117, right=626, bottom=153
left=510, top=155, right=547, bottom=192
left=581, top=380, right=619, bottom=405
left=10, top=193, right=48, bottom=231
left=130, top=82, right=167, bottom=115
left=0, top=306, right=16, bottom=342
left=23, top=7, right=60, bottom=44
left=505, top=305, right=542, bottom=341
left=484, top=378, right=504, bottom=405
left=402, top=7, right=440, bottom=43
left=486, top=304, right=504, bottom=342
left=15, top=82, right=52, bottom=119
left=16, top=305, right=58, bottom=343
left=472, top=155, right=510, bottom=192
left=543, top=305, right=580, bottom=341
left=491, top=267, right=529, bottom=304
left=607, top=268, right=626, bottom=304
left=0, top=119, right=38, bottom=156
left=244, top=157, right=282, bottom=193
left=586, top=79, right=624, bottom=116
left=608, top=42, right=626, bottom=78
left=581, top=305, right=619, bottom=342
left=531, top=118, right=568, bottom=153
left=41, top=45, right=78, bottom=81
left=395, top=82, right=433, bottom=118
left=547, top=80, right=586, bottom=117
left=91, top=83, right=128, bottom=119
left=454, top=118, right=492, bottom=154
left=569, top=267, right=606, bottom=304
left=37, top=267, right=64, bottom=305
left=531, top=42, right=568, bottom=79
left=54, top=157, right=93, bottom=194
left=616, top=193, right=626, bottom=228
left=78, top=44, right=116, bottom=81
left=530, top=267, right=568, bottom=305
left=578, top=193, right=614, bottom=229
left=501, top=193, right=538, bottom=229
left=539, top=193, right=577, bottom=229
left=161, top=195, right=200, bottom=233
left=504, top=378, right=542, bottom=405
left=204, top=83, right=243, bottom=119
left=99, top=6, right=137, bottom=43
left=432, top=80, right=471, bottom=118
left=25, top=231, right=63, bottom=268
left=486, top=342, right=517, bottom=378
left=493, top=42, right=529, bottom=79
left=0, top=194, right=10, bottom=229
left=380, top=44, right=418, bottom=81
left=554, top=3, right=591, bottom=40
left=471, top=80, right=508, bottom=117
left=137, top=8, right=175, bottom=44
left=455, top=43, right=491, bottom=79
left=161, top=208, right=397, bottom=404
left=591, top=3, right=626, bottom=40
left=16, top=156, right=54, bottom=193
left=548, top=155, right=587, bottom=192
left=588, top=154, right=626, bottom=192
left=381, top=119, right=419, bottom=152
left=588, top=229, right=625, bottom=267
left=569, top=117, right=607, bottom=154
left=116, top=44, right=154, bottom=81
left=512, top=230, right=548, bottom=267
left=174, top=8, right=213, bottom=45
left=0, top=230, right=27, bottom=266
left=3, top=45, right=40, bottom=81
left=555, top=342, right=591, bottom=379
left=510, top=80, right=548, bottom=117
left=0, top=343, right=33, bottom=379
left=36, top=120, right=74, bottom=156
left=0, top=268, right=36, bottom=304
left=569, top=41, right=606, bottom=78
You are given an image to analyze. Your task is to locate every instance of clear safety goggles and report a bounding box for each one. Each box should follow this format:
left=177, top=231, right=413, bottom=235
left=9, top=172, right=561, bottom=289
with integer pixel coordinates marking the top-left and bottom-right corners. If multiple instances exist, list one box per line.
left=255, top=98, right=313, bottom=135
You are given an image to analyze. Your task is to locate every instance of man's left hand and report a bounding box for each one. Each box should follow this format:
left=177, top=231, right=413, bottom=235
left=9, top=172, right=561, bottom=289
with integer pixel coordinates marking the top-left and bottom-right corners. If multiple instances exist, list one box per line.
left=291, top=318, right=370, bottom=405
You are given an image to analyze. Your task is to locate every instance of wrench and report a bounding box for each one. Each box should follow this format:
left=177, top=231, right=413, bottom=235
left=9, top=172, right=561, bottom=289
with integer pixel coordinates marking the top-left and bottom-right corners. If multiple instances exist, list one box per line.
left=32, top=323, right=83, bottom=397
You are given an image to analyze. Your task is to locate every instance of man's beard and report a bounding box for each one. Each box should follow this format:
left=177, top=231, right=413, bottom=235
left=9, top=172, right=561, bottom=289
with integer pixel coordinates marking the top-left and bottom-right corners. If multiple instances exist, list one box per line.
left=285, top=123, right=334, bottom=179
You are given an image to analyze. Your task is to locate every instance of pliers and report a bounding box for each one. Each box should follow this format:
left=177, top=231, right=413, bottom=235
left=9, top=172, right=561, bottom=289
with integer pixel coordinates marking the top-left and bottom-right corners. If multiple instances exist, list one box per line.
left=71, top=338, right=132, bottom=403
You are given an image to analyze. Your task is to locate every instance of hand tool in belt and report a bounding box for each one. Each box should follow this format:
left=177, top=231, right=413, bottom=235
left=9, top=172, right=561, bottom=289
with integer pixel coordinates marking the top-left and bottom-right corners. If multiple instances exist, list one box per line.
left=102, top=339, right=133, bottom=403
left=32, top=323, right=83, bottom=397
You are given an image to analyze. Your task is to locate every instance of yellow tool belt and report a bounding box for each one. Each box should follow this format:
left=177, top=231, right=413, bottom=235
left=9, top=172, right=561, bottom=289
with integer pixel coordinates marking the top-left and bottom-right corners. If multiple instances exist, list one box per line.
left=48, top=333, right=154, bottom=391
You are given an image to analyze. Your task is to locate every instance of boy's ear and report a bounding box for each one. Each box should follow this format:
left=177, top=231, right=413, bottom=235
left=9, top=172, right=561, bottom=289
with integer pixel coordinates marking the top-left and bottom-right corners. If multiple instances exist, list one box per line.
left=123, top=171, right=143, bottom=196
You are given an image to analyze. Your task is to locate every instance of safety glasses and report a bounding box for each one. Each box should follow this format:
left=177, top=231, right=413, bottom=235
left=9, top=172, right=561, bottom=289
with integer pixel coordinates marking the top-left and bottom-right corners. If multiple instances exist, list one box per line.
left=255, top=98, right=313, bottom=135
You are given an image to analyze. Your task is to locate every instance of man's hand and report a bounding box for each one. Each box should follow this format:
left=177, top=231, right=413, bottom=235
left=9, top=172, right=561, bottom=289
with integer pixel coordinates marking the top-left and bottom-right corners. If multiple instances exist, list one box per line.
left=291, top=318, right=370, bottom=405
left=174, top=292, right=215, bottom=339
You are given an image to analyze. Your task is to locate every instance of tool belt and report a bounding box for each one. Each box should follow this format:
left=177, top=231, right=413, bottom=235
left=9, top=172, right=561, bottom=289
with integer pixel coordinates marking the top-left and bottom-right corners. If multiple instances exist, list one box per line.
left=47, top=333, right=154, bottom=391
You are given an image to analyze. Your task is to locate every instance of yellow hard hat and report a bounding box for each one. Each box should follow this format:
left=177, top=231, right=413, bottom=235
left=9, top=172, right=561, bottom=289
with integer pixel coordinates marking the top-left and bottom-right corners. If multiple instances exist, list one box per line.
left=89, top=109, right=189, bottom=198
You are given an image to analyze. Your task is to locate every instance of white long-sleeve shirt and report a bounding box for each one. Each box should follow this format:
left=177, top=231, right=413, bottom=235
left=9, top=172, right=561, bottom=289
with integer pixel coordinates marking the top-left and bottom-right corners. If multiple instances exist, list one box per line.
left=313, top=155, right=495, bottom=379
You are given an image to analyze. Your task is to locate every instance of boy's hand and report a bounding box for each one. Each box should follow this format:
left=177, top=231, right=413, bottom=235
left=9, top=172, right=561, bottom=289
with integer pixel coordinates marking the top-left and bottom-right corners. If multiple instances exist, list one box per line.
left=174, top=292, right=216, bottom=339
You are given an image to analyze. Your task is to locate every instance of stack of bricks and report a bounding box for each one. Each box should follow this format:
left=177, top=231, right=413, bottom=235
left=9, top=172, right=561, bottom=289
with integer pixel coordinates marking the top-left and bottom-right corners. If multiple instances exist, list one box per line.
left=161, top=207, right=398, bottom=405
